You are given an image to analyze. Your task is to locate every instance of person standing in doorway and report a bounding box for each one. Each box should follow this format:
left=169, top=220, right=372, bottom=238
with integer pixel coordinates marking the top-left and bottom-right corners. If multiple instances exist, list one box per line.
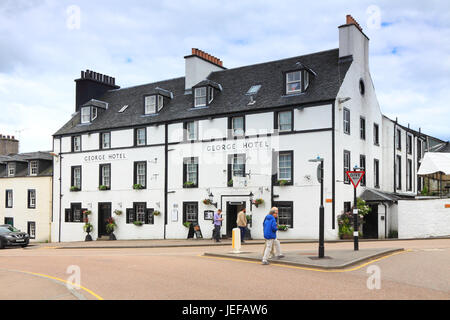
left=262, top=207, right=284, bottom=265
left=236, top=208, right=247, bottom=243
left=213, top=209, right=223, bottom=243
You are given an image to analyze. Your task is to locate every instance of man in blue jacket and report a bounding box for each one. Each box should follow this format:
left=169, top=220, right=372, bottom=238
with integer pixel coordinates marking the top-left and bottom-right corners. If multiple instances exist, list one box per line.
left=262, top=207, right=284, bottom=265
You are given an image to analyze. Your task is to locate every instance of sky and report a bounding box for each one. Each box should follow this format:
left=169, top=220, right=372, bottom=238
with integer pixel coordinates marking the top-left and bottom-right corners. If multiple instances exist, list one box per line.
left=0, top=0, right=449, bottom=152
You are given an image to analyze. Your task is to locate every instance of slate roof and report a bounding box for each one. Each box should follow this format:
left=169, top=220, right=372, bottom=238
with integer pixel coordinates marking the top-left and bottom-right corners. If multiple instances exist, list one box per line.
left=360, top=188, right=415, bottom=203
left=0, top=152, right=53, bottom=177
left=54, top=48, right=352, bottom=136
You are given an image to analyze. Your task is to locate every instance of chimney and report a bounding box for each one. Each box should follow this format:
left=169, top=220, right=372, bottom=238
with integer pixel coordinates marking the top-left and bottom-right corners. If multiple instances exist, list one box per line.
left=74, top=69, right=120, bottom=112
left=184, top=48, right=225, bottom=90
left=339, top=14, right=369, bottom=70
left=0, top=134, right=19, bottom=155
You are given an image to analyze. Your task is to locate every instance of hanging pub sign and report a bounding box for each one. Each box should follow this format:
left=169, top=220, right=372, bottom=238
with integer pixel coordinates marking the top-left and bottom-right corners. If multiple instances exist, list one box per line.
left=346, top=171, right=365, bottom=188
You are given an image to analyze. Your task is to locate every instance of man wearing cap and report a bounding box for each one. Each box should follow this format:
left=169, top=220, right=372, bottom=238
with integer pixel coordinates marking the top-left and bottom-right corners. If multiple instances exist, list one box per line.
left=262, top=207, right=284, bottom=265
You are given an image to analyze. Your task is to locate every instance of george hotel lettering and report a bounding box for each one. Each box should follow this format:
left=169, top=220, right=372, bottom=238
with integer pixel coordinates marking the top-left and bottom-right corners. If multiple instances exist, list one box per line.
left=84, top=153, right=127, bottom=162
left=206, top=140, right=270, bottom=152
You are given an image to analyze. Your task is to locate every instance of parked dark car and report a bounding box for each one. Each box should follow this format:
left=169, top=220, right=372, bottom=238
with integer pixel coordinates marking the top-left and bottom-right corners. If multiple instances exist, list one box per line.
left=0, top=225, right=30, bottom=249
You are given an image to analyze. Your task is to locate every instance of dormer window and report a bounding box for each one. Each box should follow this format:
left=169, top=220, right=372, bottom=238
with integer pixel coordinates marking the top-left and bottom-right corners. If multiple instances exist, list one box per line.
left=80, top=106, right=97, bottom=124
left=145, top=95, right=164, bottom=114
left=8, top=163, right=15, bottom=177
left=194, top=87, right=207, bottom=107
left=208, top=87, right=214, bottom=104
left=286, top=70, right=310, bottom=94
left=30, top=160, right=38, bottom=176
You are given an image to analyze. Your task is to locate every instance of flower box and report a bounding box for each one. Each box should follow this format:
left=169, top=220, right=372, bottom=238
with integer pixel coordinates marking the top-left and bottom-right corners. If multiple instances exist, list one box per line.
left=70, top=186, right=80, bottom=192
left=183, top=182, right=196, bottom=188
left=133, top=184, right=145, bottom=190
left=98, top=185, right=109, bottom=191
left=133, top=221, right=144, bottom=226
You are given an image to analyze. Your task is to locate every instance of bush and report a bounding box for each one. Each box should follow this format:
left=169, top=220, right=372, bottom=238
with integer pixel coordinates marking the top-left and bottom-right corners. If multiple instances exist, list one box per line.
left=388, top=230, right=398, bottom=238
left=106, top=217, right=116, bottom=233
left=83, top=223, right=93, bottom=233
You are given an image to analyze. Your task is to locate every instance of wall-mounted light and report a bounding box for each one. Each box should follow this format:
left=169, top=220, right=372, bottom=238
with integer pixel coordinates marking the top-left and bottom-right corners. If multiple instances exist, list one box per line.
left=208, top=192, right=218, bottom=208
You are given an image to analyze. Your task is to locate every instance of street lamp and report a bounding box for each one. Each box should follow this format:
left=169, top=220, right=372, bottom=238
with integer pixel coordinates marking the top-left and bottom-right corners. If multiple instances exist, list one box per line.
left=208, top=192, right=218, bottom=208
left=309, top=156, right=325, bottom=258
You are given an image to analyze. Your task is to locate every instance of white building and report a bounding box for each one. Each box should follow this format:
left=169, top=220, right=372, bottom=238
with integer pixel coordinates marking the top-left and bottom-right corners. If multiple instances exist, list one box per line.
left=0, top=152, right=53, bottom=242
left=51, top=15, right=448, bottom=242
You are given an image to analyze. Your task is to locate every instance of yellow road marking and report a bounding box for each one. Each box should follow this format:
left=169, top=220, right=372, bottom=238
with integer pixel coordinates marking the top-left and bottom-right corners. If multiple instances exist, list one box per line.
left=199, top=249, right=412, bottom=273
left=10, top=269, right=104, bottom=300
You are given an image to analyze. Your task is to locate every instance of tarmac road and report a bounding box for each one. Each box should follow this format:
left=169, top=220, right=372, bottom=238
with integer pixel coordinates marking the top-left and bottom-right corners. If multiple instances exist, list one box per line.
left=0, top=239, right=448, bottom=300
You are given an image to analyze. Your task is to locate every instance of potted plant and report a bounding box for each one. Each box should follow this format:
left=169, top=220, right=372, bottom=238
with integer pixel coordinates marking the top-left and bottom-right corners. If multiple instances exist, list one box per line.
left=99, top=185, right=109, bottom=191
left=83, top=223, right=93, bottom=241
left=202, top=199, right=212, bottom=205
left=183, top=222, right=191, bottom=228
left=133, top=183, right=144, bottom=190
left=114, top=209, right=122, bottom=216
left=253, top=198, right=264, bottom=207
left=183, top=181, right=195, bottom=188
left=278, top=225, right=289, bottom=231
left=277, top=179, right=289, bottom=186
left=133, top=221, right=144, bottom=226
left=227, top=179, right=233, bottom=187
left=70, top=186, right=80, bottom=192
left=153, top=210, right=161, bottom=216
left=105, top=217, right=117, bottom=240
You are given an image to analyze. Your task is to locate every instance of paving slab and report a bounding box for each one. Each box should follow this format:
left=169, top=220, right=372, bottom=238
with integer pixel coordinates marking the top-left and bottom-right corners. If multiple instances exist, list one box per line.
left=203, top=248, right=404, bottom=269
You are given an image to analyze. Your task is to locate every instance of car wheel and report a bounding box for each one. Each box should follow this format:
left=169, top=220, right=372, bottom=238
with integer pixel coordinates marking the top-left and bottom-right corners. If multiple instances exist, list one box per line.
left=21, top=244, right=28, bottom=248
left=0, top=239, right=4, bottom=249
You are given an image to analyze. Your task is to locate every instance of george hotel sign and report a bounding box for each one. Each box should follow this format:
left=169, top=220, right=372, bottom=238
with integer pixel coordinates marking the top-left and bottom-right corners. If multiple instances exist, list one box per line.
left=84, top=152, right=127, bottom=162
left=205, top=140, right=271, bottom=153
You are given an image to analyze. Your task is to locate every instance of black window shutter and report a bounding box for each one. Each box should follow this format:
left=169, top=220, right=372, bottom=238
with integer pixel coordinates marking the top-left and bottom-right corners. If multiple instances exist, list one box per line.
left=194, top=157, right=198, bottom=187
left=27, top=190, right=30, bottom=208
left=183, top=122, right=187, bottom=141
left=133, top=162, right=137, bottom=185
left=65, top=209, right=71, bottom=222
left=146, top=208, right=154, bottom=224
left=272, top=150, right=278, bottom=184
left=242, top=156, right=246, bottom=178
left=182, top=203, right=187, bottom=223
left=274, top=111, right=279, bottom=130
left=144, top=162, right=147, bottom=187
left=227, top=154, right=232, bottom=183
left=183, top=159, right=187, bottom=185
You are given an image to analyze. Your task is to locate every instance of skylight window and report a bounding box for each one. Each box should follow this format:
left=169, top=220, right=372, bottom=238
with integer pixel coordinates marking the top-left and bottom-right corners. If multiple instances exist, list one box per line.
left=247, top=85, right=261, bottom=95
left=118, top=105, right=129, bottom=113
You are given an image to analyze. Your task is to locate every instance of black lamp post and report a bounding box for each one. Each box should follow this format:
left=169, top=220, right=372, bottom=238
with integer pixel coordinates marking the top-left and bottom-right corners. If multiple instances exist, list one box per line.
left=309, top=156, right=325, bottom=258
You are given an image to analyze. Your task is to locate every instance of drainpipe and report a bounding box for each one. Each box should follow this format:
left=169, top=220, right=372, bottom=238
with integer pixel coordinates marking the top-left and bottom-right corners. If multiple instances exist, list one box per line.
left=382, top=202, right=388, bottom=239
left=58, top=138, right=62, bottom=243
left=394, top=120, right=397, bottom=194
left=164, top=123, right=168, bottom=239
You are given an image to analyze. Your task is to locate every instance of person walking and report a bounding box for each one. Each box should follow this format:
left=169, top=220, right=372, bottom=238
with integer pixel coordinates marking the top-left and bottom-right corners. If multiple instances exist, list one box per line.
left=213, top=209, right=223, bottom=243
left=262, top=207, right=284, bottom=265
left=236, top=208, right=247, bottom=243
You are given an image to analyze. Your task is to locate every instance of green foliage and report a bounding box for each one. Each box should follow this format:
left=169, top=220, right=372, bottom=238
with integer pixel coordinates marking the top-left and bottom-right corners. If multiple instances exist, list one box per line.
left=153, top=210, right=161, bottom=216
left=83, top=223, right=93, bottom=233
left=277, top=180, right=289, bottom=186
left=203, top=199, right=212, bottom=205
left=106, top=217, right=116, bottom=233
left=70, top=186, right=80, bottom=192
left=388, top=230, right=398, bottom=238
left=277, top=225, right=289, bottom=231
left=99, top=185, right=108, bottom=190
left=114, top=209, right=122, bottom=216
left=356, top=198, right=371, bottom=216
left=183, top=222, right=191, bottom=228
left=421, top=185, right=429, bottom=196
left=183, top=181, right=195, bottom=188
left=133, top=184, right=144, bottom=190
left=133, top=221, right=144, bottom=226
left=227, top=179, right=233, bottom=187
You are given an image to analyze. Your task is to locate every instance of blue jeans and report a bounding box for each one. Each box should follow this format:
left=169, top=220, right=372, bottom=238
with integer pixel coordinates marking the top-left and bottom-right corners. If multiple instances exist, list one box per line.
left=239, top=226, right=246, bottom=242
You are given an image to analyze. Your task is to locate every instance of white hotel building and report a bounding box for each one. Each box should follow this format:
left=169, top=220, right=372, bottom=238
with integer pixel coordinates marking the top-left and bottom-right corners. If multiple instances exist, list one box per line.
left=51, top=15, right=446, bottom=242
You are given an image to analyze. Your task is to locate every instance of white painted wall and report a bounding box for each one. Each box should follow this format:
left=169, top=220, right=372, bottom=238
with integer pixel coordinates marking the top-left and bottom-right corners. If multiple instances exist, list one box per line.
left=185, top=56, right=224, bottom=89
left=398, top=199, right=450, bottom=238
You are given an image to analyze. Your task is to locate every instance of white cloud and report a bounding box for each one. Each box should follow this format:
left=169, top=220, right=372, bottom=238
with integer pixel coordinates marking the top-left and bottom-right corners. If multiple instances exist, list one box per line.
left=0, top=0, right=449, bottom=152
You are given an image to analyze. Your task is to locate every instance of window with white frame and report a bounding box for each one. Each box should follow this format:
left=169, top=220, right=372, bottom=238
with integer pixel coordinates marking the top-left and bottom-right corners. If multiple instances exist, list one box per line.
left=6, top=190, right=13, bottom=208
left=286, top=71, right=302, bottom=93
left=91, top=107, right=97, bottom=121
left=135, top=203, right=146, bottom=223
left=145, top=95, right=156, bottom=114
left=72, top=166, right=81, bottom=190
left=81, top=107, right=91, bottom=124
left=30, top=160, right=38, bottom=175
left=344, top=150, right=351, bottom=184
left=135, top=161, right=146, bottom=187
left=232, top=116, right=245, bottom=137
left=158, top=95, right=164, bottom=112
left=278, top=111, right=292, bottom=132
left=278, top=152, right=293, bottom=181
left=194, top=87, right=207, bottom=107
left=100, top=164, right=111, bottom=188
left=8, top=163, right=15, bottom=177
left=184, top=157, right=198, bottom=186
left=186, top=121, right=197, bottom=140
left=232, top=154, right=246, bottom=177
left=135, top=128, right=146, bottom=146
left=184, top=202, right=198, bottom=223
left=101, top=132, right=111, bottom=149
left=28, top=189, right=36, bottom=209
left=343, top=108, right=350, bottom=134
left=72, top=136, right=81, bottom=152
left=275, top=202, right=293, bottom=228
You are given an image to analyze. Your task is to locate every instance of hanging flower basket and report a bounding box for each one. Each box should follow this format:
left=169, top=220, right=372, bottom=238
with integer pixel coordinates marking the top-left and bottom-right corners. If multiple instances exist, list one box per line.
left=114, top=209, right=123, bottom=216
left=202, top=199, right=212, bottom=205
left=83, top=210, right=92, bottom=216
left=253, top=198, right=264, bottom=207
left=153, top=210, right=161, bottom=216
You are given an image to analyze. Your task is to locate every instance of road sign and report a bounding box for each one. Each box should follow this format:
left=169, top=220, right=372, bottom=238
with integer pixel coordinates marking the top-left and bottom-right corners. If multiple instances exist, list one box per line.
left=346, top=171, right=365, bottom=188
